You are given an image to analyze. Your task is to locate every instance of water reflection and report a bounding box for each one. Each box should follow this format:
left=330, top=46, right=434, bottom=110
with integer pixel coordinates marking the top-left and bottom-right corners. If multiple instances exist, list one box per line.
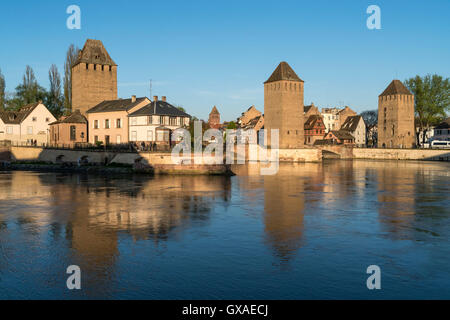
left=0, top=160, right=449, bottom=299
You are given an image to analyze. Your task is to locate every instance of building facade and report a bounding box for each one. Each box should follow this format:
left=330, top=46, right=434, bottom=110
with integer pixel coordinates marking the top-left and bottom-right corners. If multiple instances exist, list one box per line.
left=378, top=80, right=415, bottom=148
left=0, top=102, right=56, bottom=145
left=340, top=115, right=366, bottom=147
left=433, top=118, right=450, bottom=141
left=264, top=61, right=304, bottom=149
left=128, top=96, right=191, bottom=147
left=49, top=110, right=88, bottom=147
left=304, top=115, right=326, bottom=146
left=321, top=107, right=340, bottom=132
left=72, top=39, right=118, bottom=115
left=86, top=96, right=150, bottom=144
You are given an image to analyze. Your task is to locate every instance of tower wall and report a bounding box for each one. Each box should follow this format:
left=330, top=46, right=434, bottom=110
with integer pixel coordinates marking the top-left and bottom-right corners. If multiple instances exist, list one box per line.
left=72, top=63, right=118, bottom=115
left=378, top=94, right=415, bottom=148
left=264, top=80, right=304, bottom=149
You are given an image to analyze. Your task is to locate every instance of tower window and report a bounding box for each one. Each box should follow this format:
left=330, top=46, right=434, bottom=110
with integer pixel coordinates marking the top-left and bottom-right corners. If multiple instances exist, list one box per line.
left=102, top=65, right=104, bottom=71
left=109, top=66, right=112, bottom=72
left=86, top=63, right=89, bottom=70
left=94, top=64, right=97, bottom=70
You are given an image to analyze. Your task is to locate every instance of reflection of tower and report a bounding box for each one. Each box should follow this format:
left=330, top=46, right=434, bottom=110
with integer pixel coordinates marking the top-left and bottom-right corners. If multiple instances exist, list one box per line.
left=263, top=166, right=305, bottom=263
left=377, top=80, right=415, bottom=148
left=264, top=61, right=304, bottom=149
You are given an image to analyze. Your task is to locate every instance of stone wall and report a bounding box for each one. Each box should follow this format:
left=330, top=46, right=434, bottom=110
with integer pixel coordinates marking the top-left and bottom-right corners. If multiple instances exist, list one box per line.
left=353, top=148, right=450, bottom=161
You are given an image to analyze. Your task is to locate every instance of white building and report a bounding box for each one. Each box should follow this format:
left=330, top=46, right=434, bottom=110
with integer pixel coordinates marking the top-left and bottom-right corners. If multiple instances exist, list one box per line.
left=128, top=96, right=191, bottom=146
left=0, top=102, right=56, bottom=145
left=433, top=118, right=450, bottom=141
left=321, top=107, right=340, bottom=132
left=340, top=115, right=367, bottom=147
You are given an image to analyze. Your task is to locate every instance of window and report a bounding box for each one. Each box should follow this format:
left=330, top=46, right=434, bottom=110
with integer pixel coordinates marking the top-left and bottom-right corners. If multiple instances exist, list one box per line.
left=160, top=116, right=164, bottom=125
left=86, top=63, right=89, bottom=70
left=169, top=117, right=177, bottom=126
left=94, top=136, right=99, bottom=143
left=70, top=125, right=76, bottom=141
left=81, top=132, right=85, bottom=139
left=148, top=116, right=153, bottom=124
left=105, top=119, right=110, bottom=129
left=94, top=120, right=99, bottom=129
left=131, top=131, right=137, bottom=141
left=131, top=117, right=137, bottom=126
left=116, top=118, right=122, bottom=128
left=6, top=126, right=13, bottom=134
left=109, top=66, right=112, bottom=72
left=116, top=135, right=121, bottom=144
left=45, top=118, right=50, bottom=122
left=105, top=135, right=110, bottom=145
left=32, top=117, right=37, bottom=122
left=102, top=65, right=104, bottom=71
left=94, top=64, right=97, bottom=70
left=27, top=126, right=33, bottom=135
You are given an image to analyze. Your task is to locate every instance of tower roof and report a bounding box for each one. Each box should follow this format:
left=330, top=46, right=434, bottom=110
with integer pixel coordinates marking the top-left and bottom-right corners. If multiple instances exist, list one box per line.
left=379, top=80, right=413, bottom=96
left=264, top=61, right=303, bottom=84
left=210, top=106, right=220, bottom=115
left=73, top=39, right=117, bottom=67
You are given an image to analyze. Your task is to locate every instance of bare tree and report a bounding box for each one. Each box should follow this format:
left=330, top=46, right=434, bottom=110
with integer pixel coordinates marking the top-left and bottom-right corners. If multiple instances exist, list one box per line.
left=48, top=64, right=63, bottom=117
left=63, top=44, right=79, bottom=114
left=0, top=68, right=5, bottom=110
left=361, top=110, right=378, bottom=147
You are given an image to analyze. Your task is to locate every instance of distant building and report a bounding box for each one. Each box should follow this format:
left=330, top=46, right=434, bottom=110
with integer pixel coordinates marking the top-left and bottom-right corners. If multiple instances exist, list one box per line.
left=340, top=115, right=366, bottom=147
left=433, top=117, right=450, bottom=141
left=0, top=102, right=56, bottom=145
left=304, top=115, right=325, bottom=145
left=264, top=61, right=304, bottom=149
left=321, top=107, right=340, bottom=132
left=304, top=103, right=320, bottom=118
left=338, top=106, right=357, bottom=128
left=49, top=110, right=88, bottom=147
left=128, top=96, right=191, bottom=147
left=72, top=39, right=118, bottom=115
left=378, top=80, right=415, bottom=148
left=237, top=105, right=262, bottom=127
left=316, top=130, right=355, bottom=146
left=208, top=106, right=221, bottom=129
left=86, top=96, right=150, bottom=144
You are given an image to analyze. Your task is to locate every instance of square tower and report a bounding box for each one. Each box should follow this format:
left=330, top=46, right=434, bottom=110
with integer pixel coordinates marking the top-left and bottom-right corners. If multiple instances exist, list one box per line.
left=71, top=39, right=118, bottom=115
left=264, top=61, right=304, bottom=149
left=378, top=80, right=415, bottom=148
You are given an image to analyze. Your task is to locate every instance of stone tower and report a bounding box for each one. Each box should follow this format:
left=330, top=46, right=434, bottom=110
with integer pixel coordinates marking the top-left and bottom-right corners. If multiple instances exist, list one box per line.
left=264, top=61, right=304, bottom=149
left=71, top=39, right=118, bottom=115
left=378, top=80, right=415, bottom=148
left=208, top=106, right=221, bottom=129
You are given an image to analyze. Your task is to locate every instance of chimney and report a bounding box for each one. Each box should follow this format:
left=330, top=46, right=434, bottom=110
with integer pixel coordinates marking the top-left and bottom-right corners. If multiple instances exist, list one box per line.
left=131, top=95, right=136, bottom=103
left=162, top=96, right=167, bottom=102
left=153, top=96, right=158, bottom=102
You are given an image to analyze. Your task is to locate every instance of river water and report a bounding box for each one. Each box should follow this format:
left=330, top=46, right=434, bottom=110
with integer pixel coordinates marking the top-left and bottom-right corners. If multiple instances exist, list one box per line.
left=0, top=160, right=449, bottom=299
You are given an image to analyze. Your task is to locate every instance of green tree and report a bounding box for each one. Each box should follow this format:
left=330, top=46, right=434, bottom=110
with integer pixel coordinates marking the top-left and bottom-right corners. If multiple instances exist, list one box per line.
left=176, top=105, right=186, bottom=113
left=226, top=121, right=237, bottom=130
left=63, top=44, right=79, bottom=114
left=47, top=64, right=64, bottom=118
left=14, top=65, right=47, bottom=109
left=404, top=75, right=450, bottom=146
left=0, top=68, right=5, bottom=110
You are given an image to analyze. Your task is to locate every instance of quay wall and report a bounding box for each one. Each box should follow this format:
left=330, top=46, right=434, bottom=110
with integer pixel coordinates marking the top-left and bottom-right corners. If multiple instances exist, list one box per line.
left=353, top=148, right=450, bottom=161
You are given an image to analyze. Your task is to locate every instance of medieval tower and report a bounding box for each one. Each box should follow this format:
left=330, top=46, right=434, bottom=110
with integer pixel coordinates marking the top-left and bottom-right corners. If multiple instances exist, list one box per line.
left=264, top=61, right=304, bottom=149
left=71, top=39, right=118, bottom=115
left=378, top=80, right=415, bottom=148
left=208, top=106, right=221, bottom=129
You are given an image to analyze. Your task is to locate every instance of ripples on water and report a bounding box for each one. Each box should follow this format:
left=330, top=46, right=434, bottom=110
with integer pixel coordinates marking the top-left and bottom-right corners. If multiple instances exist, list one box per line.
left=0, top=160, right=449, bottom=299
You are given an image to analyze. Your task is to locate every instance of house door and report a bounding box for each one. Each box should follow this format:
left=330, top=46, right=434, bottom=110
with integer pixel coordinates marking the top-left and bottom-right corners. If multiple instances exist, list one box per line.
left=105, top=135, right=110, bottom=145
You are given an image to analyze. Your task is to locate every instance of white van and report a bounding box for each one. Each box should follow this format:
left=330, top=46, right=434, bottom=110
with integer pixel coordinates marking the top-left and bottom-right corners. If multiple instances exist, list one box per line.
left=431, top=140, right=450, bottom=149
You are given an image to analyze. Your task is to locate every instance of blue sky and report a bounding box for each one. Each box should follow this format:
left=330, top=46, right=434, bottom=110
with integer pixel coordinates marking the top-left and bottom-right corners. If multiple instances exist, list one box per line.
left=0, top=0, right=449, bottom=120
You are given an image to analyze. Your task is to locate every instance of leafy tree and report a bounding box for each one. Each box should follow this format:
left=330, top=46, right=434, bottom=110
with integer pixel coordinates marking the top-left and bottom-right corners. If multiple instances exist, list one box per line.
left=360, top=110, right=377, bottom=147
left=63, top=44, right=79, bottom=114
left=404, top=75, right=450, bottom=146
left=176, top=105, right=186, bottom=113
left=13, top=65, right=47, bottom=109
left=0, top=68, right=5, bottom=110
left=226, top=121, right=237, bottom=130
left=47, top=64, right=64, bottom=118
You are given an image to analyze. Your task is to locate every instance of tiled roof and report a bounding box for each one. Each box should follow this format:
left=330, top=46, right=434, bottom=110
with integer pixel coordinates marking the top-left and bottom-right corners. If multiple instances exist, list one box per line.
left=86, top=97, right=147, bottom=113
left=50, top=110, right=87, bottom=125
left=331, top=130, right=355, bottom=140
left=73, top=39, right=117, bottom=67
left=380, top=80, right=413, bottom=96
left=210, top=106, right=220, bottom=115
left=128, top=100, right=191, bottom=118
left=436, top=117, right=450, bottom=129
left=304, top=115, right=324, bottom=130
left=0, top=102, right=40, bottom=124
left=341, top=115, right=363, bottom=132
left=264, top=61, right=303, bottom=84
